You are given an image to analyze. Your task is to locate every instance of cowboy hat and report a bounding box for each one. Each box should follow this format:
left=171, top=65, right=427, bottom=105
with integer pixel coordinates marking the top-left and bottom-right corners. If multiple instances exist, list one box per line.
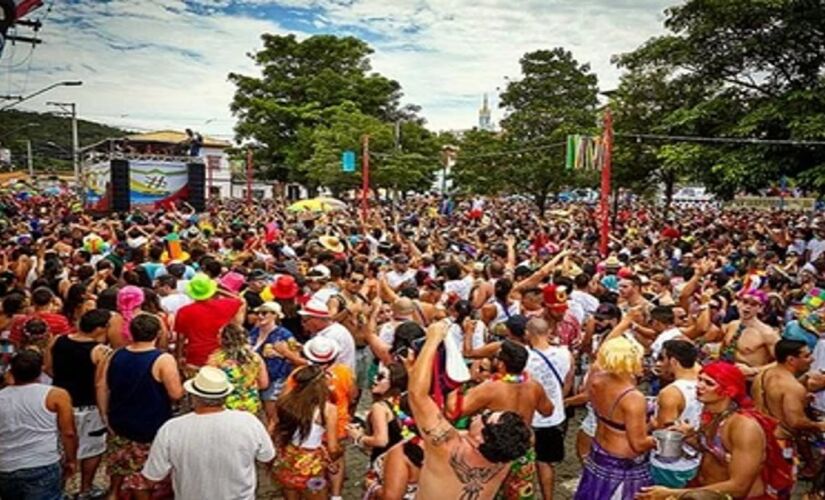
left=303, top=336, right=340, bottom=364
left=185, top=273, right=218, bottom=301
left=184, top=366, right=234, bottom=398
left=319, top=235, right=345, bottom=253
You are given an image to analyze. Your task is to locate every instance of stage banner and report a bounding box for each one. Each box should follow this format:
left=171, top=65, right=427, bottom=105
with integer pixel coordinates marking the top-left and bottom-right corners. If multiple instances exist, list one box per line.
left=85, top=160, right=190, bottom=208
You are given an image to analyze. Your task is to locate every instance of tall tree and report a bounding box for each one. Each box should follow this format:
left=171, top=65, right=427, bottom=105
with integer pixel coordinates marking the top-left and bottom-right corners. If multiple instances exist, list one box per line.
left=498, top=48, right=600, bottom=213
left=616, top=0, right=825, bottom=196
left=228, top=34, right=417, bottom=183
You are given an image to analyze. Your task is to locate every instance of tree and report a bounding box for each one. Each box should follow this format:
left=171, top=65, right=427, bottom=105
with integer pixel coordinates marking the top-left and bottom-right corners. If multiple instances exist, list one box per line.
left=616, top=0, right=825, bottom=196
left=453, top=48, right=600, bottom=213
left=299, top=103, right=441, bottom=195
left=228, top=34, right=418, bottom=183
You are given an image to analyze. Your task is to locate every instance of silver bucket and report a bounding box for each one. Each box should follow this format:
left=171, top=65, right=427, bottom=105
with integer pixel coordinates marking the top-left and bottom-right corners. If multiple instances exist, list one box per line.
left=653, top=429, right=684, bottom=460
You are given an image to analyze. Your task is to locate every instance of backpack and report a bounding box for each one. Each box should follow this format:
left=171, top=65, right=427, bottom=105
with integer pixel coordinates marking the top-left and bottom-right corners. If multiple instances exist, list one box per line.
left=743, top=409, right=795, bottom=497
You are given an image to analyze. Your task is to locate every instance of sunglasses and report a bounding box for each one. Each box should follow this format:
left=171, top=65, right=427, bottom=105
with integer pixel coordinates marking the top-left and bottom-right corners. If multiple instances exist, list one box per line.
left=375, top=372, right=388, bottom=382
left=350, top=278, right=365, bottom=284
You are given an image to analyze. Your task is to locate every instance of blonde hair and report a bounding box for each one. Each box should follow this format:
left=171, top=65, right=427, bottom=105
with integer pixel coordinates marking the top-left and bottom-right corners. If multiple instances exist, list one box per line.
left=597, top=336, right=644, bottom=376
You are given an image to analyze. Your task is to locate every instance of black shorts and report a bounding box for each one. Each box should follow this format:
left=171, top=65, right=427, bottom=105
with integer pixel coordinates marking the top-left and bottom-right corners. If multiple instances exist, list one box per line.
left=533, top=425, right=565, bottom=464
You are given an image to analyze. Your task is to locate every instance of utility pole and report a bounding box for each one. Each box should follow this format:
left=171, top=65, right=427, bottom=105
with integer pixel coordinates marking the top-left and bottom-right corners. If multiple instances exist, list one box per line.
left=361, top=135, right=370, bottom=222
left=46, top=101, right=79, bottom=187
left=26, top=140, right=33, bottom=177
left=246, top=147, right=253, bottom=205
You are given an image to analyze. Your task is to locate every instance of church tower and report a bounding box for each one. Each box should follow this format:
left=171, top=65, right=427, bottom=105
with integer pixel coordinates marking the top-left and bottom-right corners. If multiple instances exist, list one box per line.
left=478, top=94, right=493, bottom=131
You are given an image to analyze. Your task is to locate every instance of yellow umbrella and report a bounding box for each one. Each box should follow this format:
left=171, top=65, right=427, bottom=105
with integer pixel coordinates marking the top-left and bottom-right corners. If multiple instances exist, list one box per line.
left=287, top=197, right=347, bottom=213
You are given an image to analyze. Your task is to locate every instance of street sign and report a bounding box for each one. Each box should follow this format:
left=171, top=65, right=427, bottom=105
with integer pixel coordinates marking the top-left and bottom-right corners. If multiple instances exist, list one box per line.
left=341, top=150, right=355, bottom=173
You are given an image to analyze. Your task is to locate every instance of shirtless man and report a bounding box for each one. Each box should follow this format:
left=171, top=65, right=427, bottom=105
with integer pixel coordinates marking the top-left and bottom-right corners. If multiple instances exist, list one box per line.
left=752, top=339, right=825, bottom=479
left=638, top=361, right=772, bottom=499
left=720, top=290, right=780, bottom=378
left=446, top=339, right=554, bottom=424
left=446, top=339, right=553, bottom=499
left=409, top=320, right=532, bottom=500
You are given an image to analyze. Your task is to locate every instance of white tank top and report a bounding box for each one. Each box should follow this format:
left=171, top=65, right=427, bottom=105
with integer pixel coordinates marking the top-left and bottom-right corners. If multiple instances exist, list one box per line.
left=0, top=384, right=60, bottom=472
left=651, top=379, right=702, bottom=471
left=489, top=299, right=521, bottom=330
left=291, top=408, right=325, bottom=449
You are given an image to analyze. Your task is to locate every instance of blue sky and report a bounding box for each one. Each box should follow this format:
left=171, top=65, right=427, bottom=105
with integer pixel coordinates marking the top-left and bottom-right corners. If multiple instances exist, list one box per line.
left=2, top=0, right=674, bottom=140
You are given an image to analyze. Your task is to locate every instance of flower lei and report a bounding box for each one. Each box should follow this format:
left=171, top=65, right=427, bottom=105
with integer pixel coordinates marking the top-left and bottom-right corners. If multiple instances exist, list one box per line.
left=391, top=396, right=421, bottom=445
left=491, top=372, right=529, bottom=384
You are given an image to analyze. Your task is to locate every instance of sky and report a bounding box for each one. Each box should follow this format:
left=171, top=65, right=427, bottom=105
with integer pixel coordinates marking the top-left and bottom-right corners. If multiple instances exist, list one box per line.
left=2, top=0, right=675, bottom=141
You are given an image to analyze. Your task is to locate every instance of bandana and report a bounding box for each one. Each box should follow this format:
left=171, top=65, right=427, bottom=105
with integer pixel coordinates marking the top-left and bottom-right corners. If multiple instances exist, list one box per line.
left=701, top=361, right=751, bottom=409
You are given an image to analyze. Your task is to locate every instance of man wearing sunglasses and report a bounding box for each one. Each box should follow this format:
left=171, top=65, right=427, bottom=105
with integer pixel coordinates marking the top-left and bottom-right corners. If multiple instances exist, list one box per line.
left=410, top=320, right=532, bottom=500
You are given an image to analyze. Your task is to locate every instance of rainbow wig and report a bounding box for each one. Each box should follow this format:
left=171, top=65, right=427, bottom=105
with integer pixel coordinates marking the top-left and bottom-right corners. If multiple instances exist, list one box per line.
left=597, top=336, right=644, bottom=376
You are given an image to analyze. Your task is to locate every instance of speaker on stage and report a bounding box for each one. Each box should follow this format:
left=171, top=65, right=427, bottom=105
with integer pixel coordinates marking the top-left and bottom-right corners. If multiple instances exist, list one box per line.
left=187, top=162, right=206, bottom=212
left=110, top=159, right=130, bottom=212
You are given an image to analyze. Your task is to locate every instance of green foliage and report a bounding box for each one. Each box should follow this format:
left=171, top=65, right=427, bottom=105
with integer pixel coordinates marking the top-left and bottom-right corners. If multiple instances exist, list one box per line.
left=615, top=0, right=825, bottom=196
left=0, top=109, right=127, bottom=172
left=229, top=34, right=423, bottom=187
left=299, top=103, right=441, bottom=194
left=453, top=48, right=600, bottom=212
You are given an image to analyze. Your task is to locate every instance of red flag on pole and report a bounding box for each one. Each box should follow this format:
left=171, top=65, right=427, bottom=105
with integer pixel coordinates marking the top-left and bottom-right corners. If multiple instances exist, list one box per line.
left=599, top=109, right=613, bottom=257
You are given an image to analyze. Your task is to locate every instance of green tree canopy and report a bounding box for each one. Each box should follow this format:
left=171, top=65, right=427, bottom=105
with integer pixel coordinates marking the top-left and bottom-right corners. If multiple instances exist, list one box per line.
left=615, top=0, right=825, bottom=197
left=453, top=48, right=600, bottom=212
left=229, top=34, right=420, bottom=184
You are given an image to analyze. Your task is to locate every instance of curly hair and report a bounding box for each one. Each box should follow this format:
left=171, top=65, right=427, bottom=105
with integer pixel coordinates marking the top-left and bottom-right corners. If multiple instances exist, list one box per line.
left=478, top=411, right=531, bottom=463
left=219, top=323, right=255, bottom=365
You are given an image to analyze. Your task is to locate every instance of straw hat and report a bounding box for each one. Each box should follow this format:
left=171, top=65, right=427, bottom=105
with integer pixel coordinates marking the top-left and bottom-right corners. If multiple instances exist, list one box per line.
left=298, top=298, right=331, bottom=318
left=303, top=336, right=340, bottom=364
left=183, top=366, right=234, bottom=398
left=255, top=301, right=285, bottom=319
left=319, top=235, right=345, bottom=253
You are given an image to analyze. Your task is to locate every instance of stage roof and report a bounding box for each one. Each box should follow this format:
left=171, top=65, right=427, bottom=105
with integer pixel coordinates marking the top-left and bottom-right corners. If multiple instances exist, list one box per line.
left=125, top=130, right=232, bottom=149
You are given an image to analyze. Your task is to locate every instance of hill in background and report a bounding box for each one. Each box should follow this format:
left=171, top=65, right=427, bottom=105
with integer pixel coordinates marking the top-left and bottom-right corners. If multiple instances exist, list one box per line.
left=0, top=109, right=129, bottom=172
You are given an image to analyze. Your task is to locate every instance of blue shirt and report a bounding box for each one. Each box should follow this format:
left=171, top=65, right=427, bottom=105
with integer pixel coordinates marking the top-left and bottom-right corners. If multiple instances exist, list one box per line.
left=249, top=326, right=295, bottom=382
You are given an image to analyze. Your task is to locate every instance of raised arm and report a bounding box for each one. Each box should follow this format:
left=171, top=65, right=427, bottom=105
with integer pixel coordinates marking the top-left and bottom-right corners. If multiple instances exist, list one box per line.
left=409, top=320, right=455, bottom=447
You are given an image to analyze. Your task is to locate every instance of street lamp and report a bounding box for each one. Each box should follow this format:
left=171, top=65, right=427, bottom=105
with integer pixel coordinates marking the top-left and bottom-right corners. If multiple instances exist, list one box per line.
left=0, top=80, right=83, bottom=111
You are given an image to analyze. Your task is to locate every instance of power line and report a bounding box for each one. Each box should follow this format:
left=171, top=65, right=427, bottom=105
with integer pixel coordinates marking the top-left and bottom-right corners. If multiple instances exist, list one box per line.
left=616, top=133, right=825, bottom=147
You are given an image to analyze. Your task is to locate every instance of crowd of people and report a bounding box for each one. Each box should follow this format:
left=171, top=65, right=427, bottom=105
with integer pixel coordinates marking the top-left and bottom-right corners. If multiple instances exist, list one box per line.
left=1, top=186, right=825, bottom=500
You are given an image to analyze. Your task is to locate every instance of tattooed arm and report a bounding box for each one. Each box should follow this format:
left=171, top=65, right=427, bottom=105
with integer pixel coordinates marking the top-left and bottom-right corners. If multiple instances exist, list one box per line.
left=409, top=320, right=456, bottom=447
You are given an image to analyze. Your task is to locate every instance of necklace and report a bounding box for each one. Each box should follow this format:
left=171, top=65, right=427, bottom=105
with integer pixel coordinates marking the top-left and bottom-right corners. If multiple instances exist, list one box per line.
left=491, top=372, right=528, bottom=384
left=391, top=396, right=421, bottom=444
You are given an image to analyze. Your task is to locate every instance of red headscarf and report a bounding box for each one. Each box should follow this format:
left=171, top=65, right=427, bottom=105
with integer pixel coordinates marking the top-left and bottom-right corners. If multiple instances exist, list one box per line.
left=701, top=361, right=752, bottom=409
left=701, top=362, right=794, bottom=494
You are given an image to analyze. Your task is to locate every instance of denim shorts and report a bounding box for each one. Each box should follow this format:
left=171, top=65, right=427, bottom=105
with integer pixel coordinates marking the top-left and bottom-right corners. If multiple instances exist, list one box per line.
left=0, top=462, right=62, bottom=500
left=260, top=379, right=285, bottom=402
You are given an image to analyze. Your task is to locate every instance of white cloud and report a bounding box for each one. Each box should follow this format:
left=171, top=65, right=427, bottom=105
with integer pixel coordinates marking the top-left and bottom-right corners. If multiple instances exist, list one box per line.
left=2, top=0, right=674, bottom=139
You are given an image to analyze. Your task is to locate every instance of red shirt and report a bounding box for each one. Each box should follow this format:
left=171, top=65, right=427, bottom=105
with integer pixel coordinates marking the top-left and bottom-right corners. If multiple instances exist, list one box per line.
left=174, top=297, right=242, bottom=367
left=9, top=311, right=72, bottom=346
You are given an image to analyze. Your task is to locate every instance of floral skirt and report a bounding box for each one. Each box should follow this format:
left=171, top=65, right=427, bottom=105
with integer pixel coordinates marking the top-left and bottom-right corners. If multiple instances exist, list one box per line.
left=273, top=444, right=331, bottom=492
left=106, top=434, right=170, bottom=493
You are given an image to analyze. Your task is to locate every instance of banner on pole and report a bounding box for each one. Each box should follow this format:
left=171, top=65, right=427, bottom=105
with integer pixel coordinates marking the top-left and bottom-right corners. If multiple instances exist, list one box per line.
left=565, top=134, right=605, bottom=171
left=341, top=151, right=356, bottom=173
